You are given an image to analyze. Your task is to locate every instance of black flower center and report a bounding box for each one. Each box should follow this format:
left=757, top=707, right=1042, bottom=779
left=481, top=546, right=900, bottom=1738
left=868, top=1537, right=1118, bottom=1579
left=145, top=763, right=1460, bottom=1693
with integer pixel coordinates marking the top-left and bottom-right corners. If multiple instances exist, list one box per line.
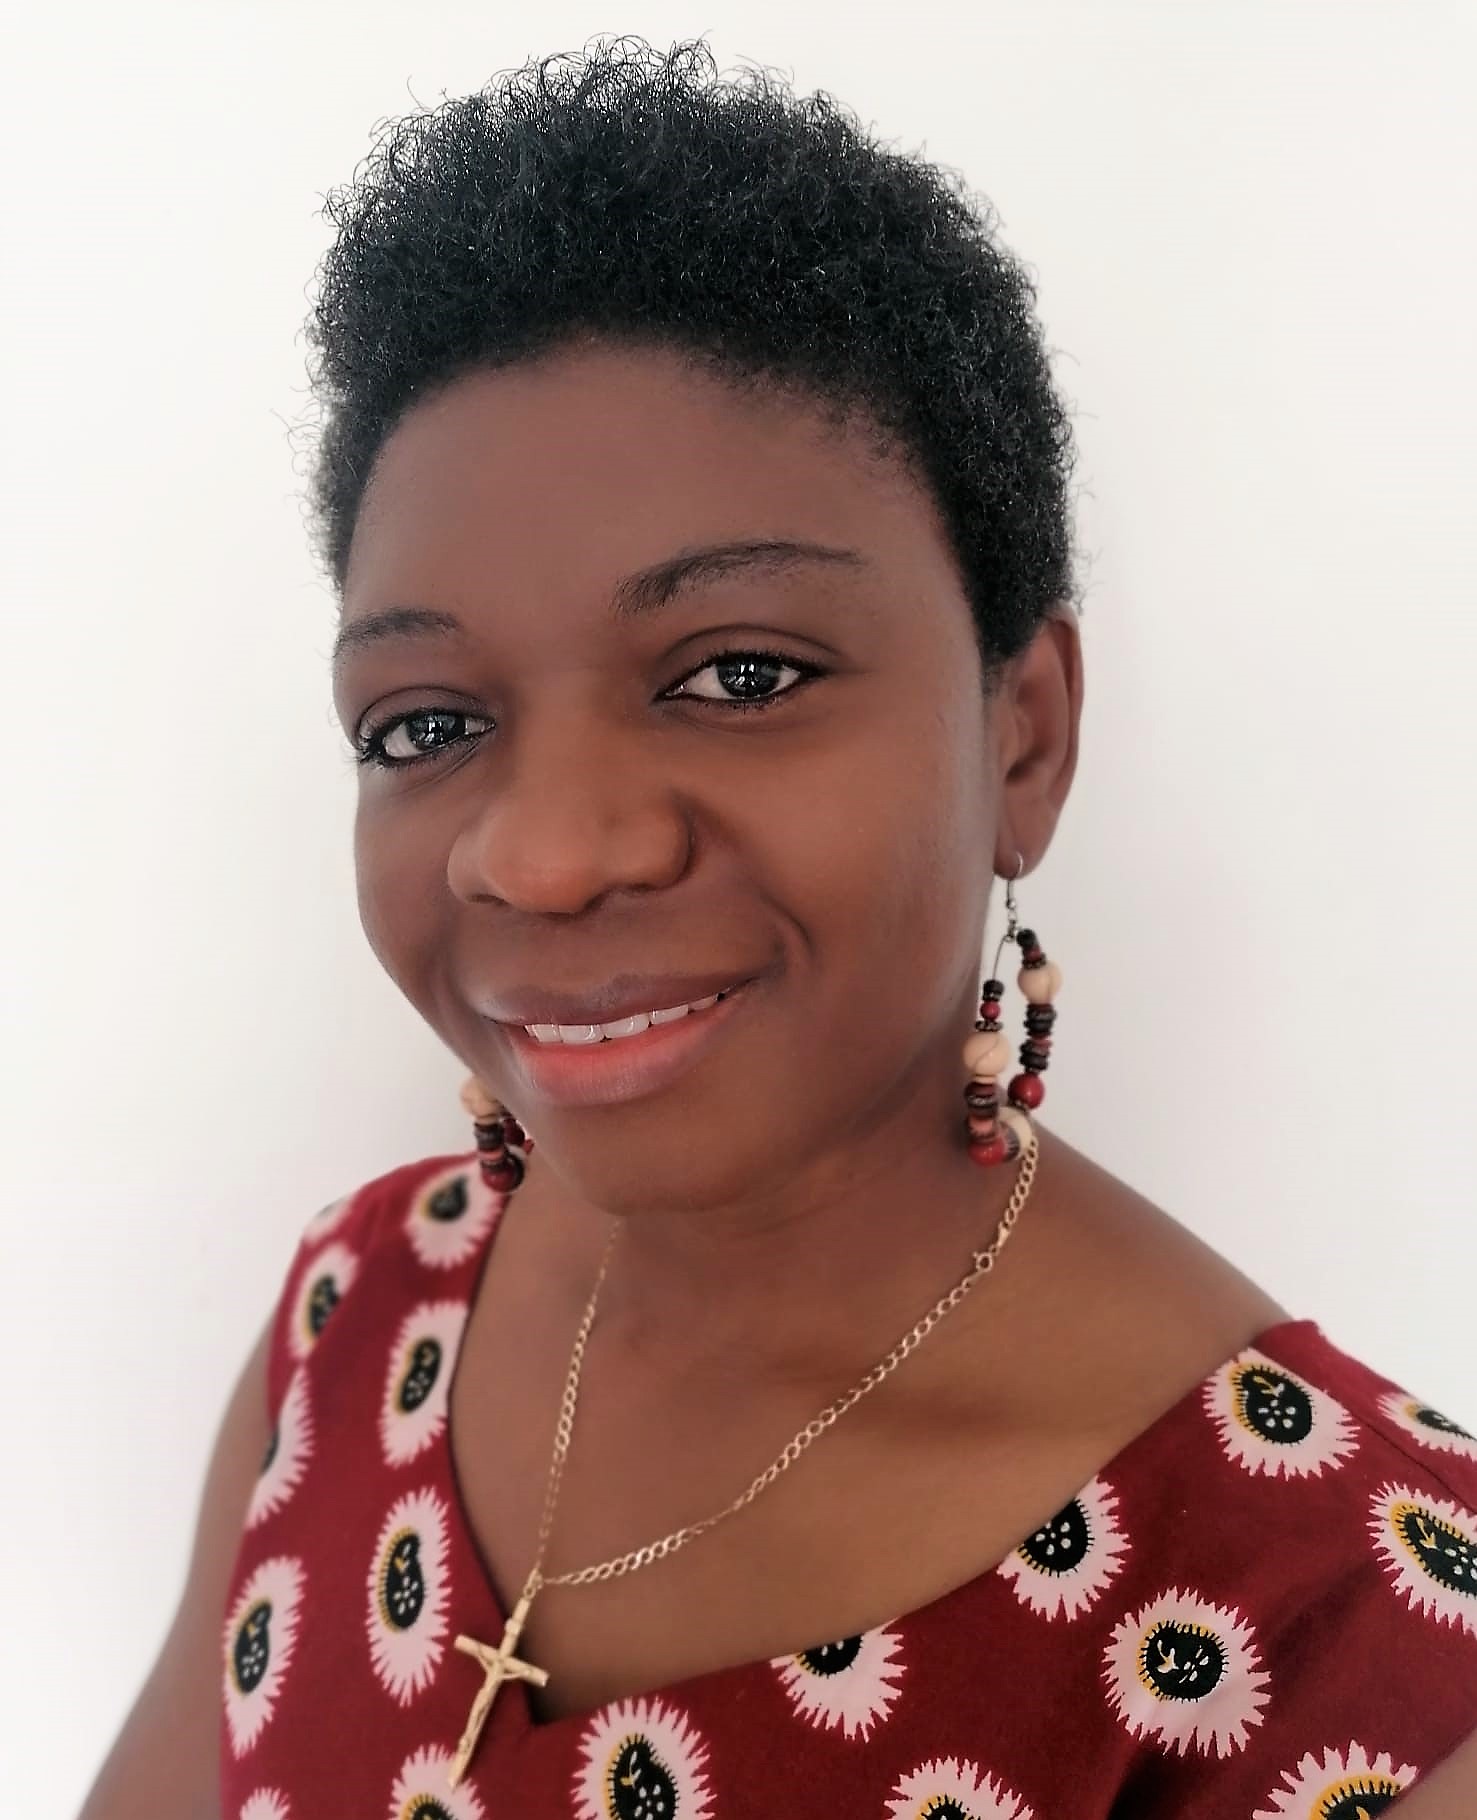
left=428, top=1179, right=469, bottom=1223
left=1397, top=1503, right=1477, bottom=1596
left=1322, top=1777, right=1403, bottom=1818
left=382, top=1529, right=427, bottom=1629
left=1140, top=1619, right=1226, bottom=1700
left=398, top=1337, right=443, bottom=1413
left=796, top=1637, right=863, bottom=1676
left=232, top=1598, right=273, bottom=1693
left=1236, top=1365, right=1314, bottom=1445
left=1020, top=1498, right=1091, bottom=1574
left=307, top=1274, right=340, bottom=1336
left=1415, top=1404, right=1475, bottom=1441
left=608, top=1736, right=678, bottom=1820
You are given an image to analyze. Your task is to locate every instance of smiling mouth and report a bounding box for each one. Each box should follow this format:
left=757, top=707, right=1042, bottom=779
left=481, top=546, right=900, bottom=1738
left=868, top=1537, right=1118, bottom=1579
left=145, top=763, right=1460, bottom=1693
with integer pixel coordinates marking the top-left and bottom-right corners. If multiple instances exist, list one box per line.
left=519, top=987, right=737, bottom=1045
left=498, top=979, right=758, bottom=1108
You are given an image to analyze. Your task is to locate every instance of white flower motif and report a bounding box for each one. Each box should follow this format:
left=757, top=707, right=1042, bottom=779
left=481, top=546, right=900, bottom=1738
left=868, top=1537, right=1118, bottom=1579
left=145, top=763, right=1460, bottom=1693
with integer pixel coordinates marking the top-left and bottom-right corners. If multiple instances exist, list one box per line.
left=772, top=1625, right=905, bottom=1739
left=1253, top=1740, right=1419, bottom=1818
left=379, top=1299, right=469, bottom=1467
left=885, top=1756, right=1035, bottom=1820
left=366, top=1487, right=452, bottom=1703
left=404, top=1162, right=505, bottom=1270
left=1203, top=1352, right=1360, bottom=1479
left=997, top=1475, right=1130, bottom=1621
left=389, top=1745, right=488, bottom=1818
left=1378, top=1388, right=1477, bottom=1462
left=246, top=1366, right=313, bottom=1529
left=1102, top=1585, right=1270, bottom=1758
left=238, top=1791, right=292, bottom=1820
left=222, top=1556, right=305, bottom=1758
left=286, top=1239, right=359, bottom=1363
left=572, top=1696, right=715, bottom=1819
left=1369, top=1480, right=1477, bottom=1636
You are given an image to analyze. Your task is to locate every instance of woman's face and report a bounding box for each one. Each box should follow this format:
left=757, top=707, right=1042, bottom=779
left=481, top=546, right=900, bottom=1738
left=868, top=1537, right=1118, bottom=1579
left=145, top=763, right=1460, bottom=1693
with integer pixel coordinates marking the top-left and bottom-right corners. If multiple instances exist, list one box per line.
left=333, top=338, right=1056, bottom=1214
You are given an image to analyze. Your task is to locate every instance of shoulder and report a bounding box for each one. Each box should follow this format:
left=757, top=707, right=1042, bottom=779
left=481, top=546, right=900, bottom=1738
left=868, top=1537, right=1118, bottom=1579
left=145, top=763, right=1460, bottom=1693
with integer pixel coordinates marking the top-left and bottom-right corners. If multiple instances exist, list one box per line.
left=1386, top=1723, right=1477, bottom=1816
left=1251, top=1316, right=1477, bottom=1513
left=1141, top=1318, right=1477, bottom=1811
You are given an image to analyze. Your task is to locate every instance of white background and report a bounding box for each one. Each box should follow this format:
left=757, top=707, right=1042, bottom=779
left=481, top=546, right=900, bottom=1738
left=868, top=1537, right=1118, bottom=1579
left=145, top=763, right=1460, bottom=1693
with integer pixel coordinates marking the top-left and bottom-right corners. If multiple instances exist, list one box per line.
left=4, top=4, right=1474, bottom=1810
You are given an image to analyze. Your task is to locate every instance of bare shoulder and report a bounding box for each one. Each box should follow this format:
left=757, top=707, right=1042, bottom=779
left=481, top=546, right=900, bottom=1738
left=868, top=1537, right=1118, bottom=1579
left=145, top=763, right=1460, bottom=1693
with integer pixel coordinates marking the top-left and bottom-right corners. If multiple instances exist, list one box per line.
left=76, top=1311, right=274, bottom=1820
left=1390, top=1724, right=1477, bottom=1816
left=958, top=1128, right=1296, bottom=1446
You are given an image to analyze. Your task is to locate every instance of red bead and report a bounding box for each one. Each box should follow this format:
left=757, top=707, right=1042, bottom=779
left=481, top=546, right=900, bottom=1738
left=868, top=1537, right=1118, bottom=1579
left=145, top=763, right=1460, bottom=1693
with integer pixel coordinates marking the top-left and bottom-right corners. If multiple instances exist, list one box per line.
left=969, top=1134, right=1010, bottom=1167
left=1008, top=1072, right=1046, bottom=1110
left=480, top=1152, right=524, bottom=1191
left=981, top=1000, right=1002, bottom=1021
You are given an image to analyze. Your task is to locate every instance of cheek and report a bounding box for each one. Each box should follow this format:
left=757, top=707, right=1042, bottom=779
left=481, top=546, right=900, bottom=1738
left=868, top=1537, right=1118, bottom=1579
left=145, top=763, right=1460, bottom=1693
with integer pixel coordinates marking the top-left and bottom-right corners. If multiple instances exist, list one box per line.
left=834, top=691, right=987, bottom=889
left=352, top=804, right=444, bottom=1003
left=761, top=693, right=994, bottom=995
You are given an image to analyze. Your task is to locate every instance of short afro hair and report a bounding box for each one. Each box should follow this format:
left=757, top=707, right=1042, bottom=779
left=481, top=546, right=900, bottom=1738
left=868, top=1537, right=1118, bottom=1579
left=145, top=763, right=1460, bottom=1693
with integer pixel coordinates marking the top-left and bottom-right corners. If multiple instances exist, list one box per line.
left=304, top=37, right=1079, bottom=676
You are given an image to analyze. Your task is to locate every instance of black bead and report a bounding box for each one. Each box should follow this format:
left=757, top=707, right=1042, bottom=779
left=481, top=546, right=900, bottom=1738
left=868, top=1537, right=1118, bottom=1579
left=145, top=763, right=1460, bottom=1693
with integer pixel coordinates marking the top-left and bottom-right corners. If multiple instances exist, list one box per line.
left=982, top=979, right=1006, bottom=999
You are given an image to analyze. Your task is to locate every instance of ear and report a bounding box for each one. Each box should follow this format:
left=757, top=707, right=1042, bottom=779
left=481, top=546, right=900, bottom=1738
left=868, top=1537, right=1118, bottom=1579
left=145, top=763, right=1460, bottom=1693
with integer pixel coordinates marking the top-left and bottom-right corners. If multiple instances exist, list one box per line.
left=994, top=605, right=1084, bottom=872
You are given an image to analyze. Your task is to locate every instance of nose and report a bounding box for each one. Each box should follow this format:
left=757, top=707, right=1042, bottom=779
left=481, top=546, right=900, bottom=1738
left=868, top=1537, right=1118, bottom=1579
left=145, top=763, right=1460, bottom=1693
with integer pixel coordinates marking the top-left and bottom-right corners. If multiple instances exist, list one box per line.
left=447, top=697, right=693, bottom=915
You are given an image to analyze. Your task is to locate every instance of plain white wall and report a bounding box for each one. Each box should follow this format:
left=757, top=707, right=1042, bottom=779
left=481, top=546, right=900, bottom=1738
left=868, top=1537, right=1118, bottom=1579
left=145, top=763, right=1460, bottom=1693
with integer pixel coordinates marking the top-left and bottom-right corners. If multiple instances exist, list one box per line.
left=6, top=3, right=1474, bottom=1810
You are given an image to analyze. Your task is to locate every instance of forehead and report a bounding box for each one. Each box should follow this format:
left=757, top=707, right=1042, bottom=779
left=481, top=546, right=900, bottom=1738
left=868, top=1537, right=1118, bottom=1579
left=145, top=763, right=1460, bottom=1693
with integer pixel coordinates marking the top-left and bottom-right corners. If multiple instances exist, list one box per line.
left=343, top=340, right=955, bottom=603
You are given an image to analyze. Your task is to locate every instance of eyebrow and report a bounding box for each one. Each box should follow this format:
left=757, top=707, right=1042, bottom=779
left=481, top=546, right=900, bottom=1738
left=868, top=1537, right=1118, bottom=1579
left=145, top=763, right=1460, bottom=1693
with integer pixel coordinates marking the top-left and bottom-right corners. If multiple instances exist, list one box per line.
left=330, top=538, right=868, bottom=671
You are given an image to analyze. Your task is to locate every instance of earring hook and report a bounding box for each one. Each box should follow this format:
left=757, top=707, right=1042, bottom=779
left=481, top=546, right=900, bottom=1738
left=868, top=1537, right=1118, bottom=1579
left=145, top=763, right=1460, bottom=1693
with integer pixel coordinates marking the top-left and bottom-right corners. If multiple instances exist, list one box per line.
left=991, top=850, right=1026, bottom=979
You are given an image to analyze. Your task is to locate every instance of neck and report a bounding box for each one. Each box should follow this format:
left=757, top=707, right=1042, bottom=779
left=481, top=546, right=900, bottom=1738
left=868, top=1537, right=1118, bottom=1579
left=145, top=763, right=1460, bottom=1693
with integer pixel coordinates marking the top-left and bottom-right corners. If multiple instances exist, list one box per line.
left=513, top=1085, right=1050, bottom=1397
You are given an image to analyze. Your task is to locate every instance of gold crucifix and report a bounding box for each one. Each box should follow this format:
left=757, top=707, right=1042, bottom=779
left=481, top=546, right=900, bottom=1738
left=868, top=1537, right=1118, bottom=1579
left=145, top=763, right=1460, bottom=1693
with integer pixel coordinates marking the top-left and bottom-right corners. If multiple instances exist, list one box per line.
left=447, top=1589, right=550, bottom=1787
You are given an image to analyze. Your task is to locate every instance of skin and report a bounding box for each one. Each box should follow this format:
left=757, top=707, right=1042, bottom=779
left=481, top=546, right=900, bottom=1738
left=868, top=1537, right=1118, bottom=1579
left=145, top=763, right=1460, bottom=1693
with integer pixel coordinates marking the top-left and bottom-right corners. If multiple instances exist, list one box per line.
left=75, top=331, right=1477, bottom=1816
left=330, top=336, right=1293, bottom=1717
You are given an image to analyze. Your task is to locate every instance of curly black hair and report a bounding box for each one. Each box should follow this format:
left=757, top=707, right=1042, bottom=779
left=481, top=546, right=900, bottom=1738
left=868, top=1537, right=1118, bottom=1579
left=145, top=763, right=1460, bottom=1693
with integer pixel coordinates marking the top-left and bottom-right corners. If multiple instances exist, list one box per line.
left=304, top=37, right=1078, bottom=675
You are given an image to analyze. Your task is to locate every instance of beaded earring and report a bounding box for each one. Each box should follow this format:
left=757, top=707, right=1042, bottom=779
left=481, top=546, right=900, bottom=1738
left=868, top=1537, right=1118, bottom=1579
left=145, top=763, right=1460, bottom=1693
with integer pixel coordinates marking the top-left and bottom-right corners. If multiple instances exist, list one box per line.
left=459, top=865, right=1058, bottom=1182
left=458, top=1076, right=532, bottom=1193
left=962, top=854, right=1061, bottom=1167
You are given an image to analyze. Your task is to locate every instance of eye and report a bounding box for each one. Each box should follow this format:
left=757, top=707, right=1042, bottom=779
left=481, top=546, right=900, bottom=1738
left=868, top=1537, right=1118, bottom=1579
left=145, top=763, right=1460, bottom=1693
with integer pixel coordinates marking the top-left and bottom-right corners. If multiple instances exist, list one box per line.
left=664, top=649, right=822, bottom=708
left=354, top=649, right=823, bottom=773
left=355, top=707, right=493, bottom=771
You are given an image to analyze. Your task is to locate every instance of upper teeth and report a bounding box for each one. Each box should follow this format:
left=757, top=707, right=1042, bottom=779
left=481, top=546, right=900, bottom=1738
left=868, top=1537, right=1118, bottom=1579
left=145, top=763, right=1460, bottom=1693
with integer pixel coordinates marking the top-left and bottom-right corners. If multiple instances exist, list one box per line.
left=524, top=992, right=725, bottom=1044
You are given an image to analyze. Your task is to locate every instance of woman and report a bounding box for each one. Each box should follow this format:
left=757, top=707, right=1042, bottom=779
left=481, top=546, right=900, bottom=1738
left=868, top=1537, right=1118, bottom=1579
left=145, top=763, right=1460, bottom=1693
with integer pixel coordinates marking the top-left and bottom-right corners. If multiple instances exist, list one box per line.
left=82, top=39, right=1477, bottom=1819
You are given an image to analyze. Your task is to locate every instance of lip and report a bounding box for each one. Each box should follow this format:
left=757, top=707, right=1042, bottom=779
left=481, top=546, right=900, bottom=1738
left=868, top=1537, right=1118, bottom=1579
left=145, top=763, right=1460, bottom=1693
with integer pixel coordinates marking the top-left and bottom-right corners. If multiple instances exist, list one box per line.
left=498, top=980, right=756, bottom=1108
left=477, top=968, right=754, bottom=1029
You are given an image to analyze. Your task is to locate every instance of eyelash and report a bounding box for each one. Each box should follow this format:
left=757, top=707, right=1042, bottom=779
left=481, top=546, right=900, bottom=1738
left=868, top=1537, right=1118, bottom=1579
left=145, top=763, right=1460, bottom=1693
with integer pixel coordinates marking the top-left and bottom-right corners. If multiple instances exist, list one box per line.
left=352, top=649, right=826, bottom=771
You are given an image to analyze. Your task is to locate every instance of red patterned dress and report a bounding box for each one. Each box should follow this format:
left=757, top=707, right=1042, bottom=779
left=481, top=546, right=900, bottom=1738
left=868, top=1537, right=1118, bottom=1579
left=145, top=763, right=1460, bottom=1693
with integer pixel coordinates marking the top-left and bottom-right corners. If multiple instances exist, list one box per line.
left=220, top=1151, right=1477, bottom=1818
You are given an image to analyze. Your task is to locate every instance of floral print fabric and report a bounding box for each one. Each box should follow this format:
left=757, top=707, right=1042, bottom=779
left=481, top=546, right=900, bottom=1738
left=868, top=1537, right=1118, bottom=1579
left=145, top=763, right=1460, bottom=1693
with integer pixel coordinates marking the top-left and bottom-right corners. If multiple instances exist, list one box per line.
left=220, top=1152, right=1477, bottom=1817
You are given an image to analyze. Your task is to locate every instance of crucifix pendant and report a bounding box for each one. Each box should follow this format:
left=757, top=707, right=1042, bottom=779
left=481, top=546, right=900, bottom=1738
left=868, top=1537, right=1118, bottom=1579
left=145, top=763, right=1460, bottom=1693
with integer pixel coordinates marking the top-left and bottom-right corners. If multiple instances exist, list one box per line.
left=447, top=1582, right=550, bottom=1788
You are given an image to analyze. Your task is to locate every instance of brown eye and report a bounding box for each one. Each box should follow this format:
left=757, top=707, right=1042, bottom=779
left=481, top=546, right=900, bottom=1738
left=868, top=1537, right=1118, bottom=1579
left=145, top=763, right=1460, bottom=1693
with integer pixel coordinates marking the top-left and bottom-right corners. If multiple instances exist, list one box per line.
left=667, top=651, right=821, bottom=707
left=356, top=708, right=494, bottom=770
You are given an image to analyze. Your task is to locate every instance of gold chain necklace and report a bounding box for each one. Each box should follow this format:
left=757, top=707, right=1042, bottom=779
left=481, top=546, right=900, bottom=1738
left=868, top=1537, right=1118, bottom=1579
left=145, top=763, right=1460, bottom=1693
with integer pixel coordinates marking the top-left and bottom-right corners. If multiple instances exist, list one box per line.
left=447, top=1128, right=1040, bottom=1786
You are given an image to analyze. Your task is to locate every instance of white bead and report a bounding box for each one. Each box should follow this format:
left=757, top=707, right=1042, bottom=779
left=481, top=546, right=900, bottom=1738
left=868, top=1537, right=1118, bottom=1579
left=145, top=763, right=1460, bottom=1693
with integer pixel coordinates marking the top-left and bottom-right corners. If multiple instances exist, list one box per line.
left=963, top=1029, right=1012, bottom=1077
left=999, top=1105, right=1034, bottom=1147
left=460, top=1076, right=503, bottom=1121
left=1019, top=959, right=1062, bottom=1004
